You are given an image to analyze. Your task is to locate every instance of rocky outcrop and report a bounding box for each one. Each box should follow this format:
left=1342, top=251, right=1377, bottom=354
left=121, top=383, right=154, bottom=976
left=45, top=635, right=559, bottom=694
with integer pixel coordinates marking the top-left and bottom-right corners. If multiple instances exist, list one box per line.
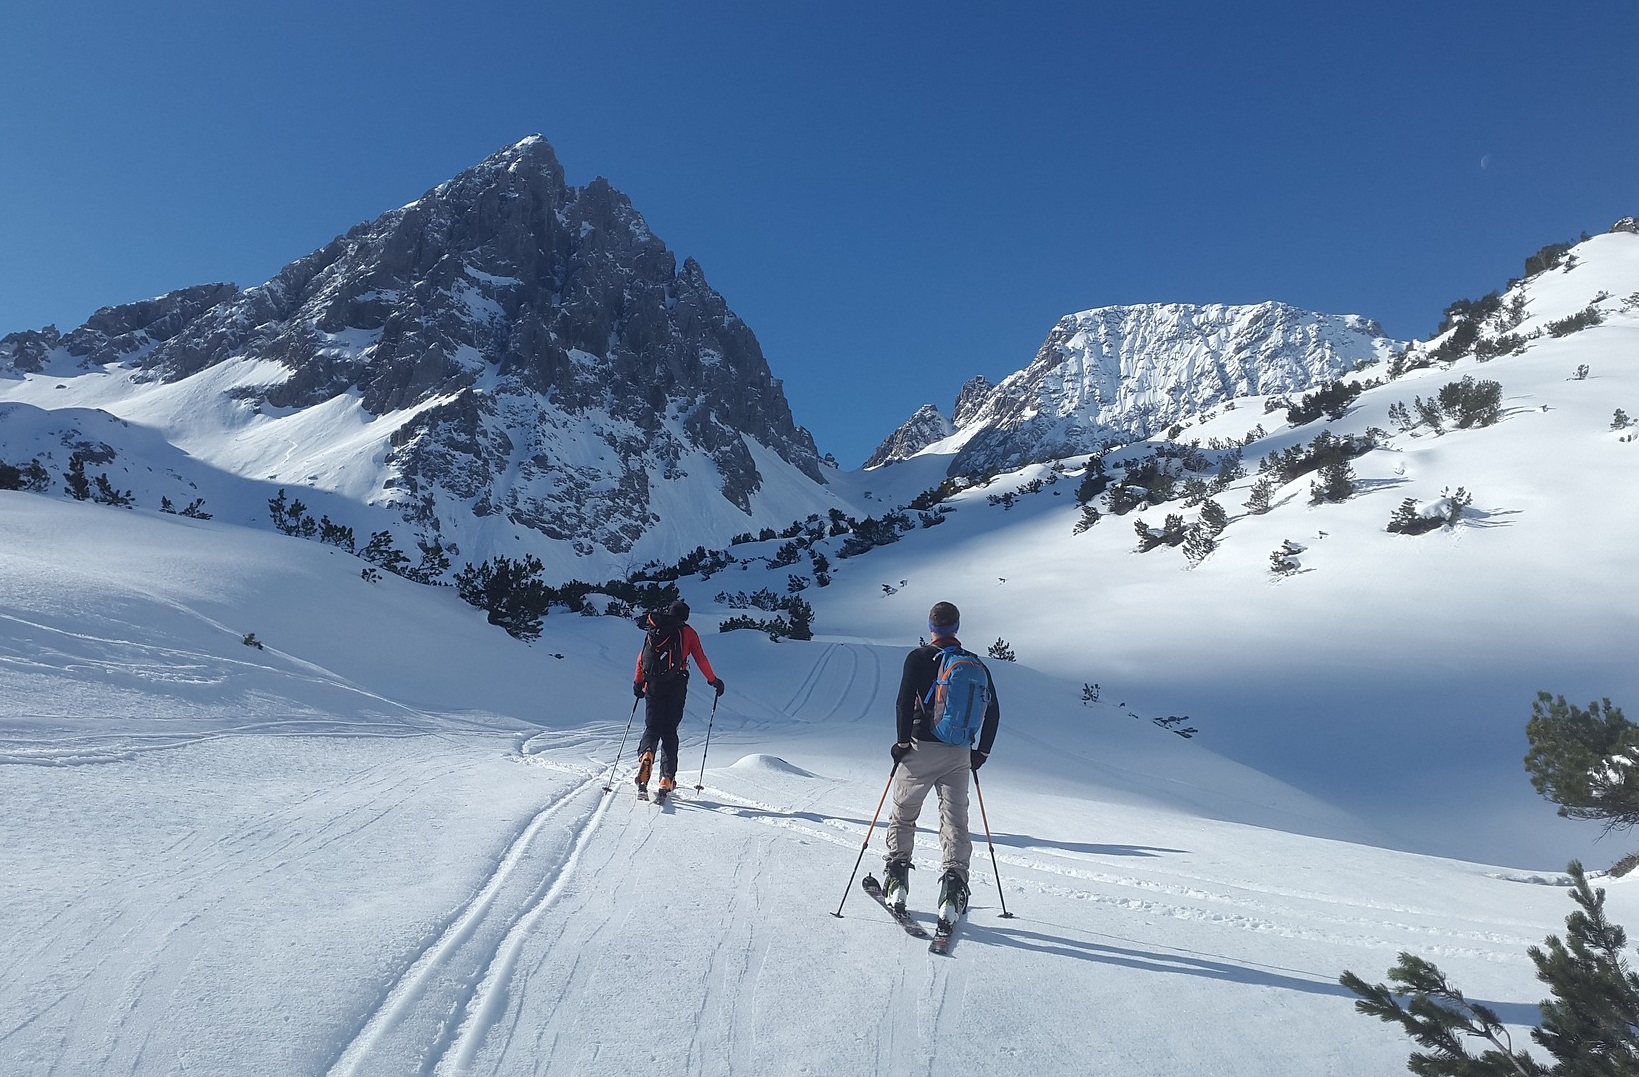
left=5, top=137, right=827, bottom=555
left=951, top=302, right=1399, bottom=475
left=2, top=283, right=241, bottom=376
left=869, top=302, right=1401, bottom=475
left=863, top=404, right=953, bottom=469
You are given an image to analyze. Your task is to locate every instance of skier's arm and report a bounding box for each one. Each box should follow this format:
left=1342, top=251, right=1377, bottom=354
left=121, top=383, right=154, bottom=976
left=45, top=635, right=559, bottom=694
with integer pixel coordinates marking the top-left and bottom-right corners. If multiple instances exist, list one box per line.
left=684, top=626, right=719, bottom=684
left=895, top=650, right=924, bottom=744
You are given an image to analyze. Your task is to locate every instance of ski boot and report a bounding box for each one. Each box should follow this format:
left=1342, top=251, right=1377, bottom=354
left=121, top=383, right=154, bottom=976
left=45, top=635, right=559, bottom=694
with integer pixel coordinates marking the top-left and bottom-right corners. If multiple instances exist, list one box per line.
left=936, top=870, right=969, bottom=926
left=635, top=751, right=654, bottom=798
left=883, top=858, right=913, bottom=913
left=657, top=776, right=677, bottom=803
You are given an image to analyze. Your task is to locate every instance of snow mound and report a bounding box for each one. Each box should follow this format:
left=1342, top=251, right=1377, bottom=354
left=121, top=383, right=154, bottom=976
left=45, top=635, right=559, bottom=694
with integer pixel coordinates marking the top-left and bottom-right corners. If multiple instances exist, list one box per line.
left=728, top=754, right=817, bottom=778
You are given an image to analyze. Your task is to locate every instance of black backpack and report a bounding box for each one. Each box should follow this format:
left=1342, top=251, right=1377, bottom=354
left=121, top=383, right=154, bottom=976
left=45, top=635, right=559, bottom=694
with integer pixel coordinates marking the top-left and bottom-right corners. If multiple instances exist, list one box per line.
left=640, top=613, right=689, bottom=683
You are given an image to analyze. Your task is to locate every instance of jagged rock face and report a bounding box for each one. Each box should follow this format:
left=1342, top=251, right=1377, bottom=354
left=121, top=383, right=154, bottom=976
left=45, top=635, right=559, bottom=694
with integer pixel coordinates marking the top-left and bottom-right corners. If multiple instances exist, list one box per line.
left=5, top=137, right=824, bottom=554
left=1, top=283, right=242, bottom=375
left=864, top=377, right=992, bottom=470
left=871, top=302, right=1399, bottom=475
left=863, top=404, right=952, bottom=469
left=951, top=376, right=993, bottom=428
left=0, top=328, right=60, bottom=374
left=952, top=302, right=1399, bottom=474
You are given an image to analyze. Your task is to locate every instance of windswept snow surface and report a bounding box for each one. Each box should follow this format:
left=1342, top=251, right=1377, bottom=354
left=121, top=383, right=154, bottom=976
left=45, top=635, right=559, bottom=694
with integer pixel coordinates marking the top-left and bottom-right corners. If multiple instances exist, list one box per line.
left=1, top=493, right=1632, bottom=1077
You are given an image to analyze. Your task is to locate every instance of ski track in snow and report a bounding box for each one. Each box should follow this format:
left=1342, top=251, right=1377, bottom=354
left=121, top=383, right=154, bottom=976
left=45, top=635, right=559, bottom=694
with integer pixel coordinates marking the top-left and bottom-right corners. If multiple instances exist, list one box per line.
left=778, top=642, right=881, bottom=726
left=325, top=775, right=609, bottom=1077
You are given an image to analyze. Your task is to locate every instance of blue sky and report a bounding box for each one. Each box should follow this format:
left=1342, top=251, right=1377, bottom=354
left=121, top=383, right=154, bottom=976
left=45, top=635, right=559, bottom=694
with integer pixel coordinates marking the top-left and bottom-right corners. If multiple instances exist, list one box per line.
left=3, top=2, right=1635, bottom=466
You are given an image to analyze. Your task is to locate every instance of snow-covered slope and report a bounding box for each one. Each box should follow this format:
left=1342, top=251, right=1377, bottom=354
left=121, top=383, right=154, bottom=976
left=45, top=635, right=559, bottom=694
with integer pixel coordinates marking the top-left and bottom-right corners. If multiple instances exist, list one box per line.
left=4, top=211, right=1638, bottom=1074
left=2, top=489, right=1625, bottom=1077
left=871, top=300, right=1402, bottom=474
left=827, top=226, right=1639, bottom=871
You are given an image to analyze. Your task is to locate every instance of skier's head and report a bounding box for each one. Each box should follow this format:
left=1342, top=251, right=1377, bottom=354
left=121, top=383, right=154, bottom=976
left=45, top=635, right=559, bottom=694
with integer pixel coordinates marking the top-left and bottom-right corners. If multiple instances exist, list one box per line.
left=928, top=601, right=960, bottom=640
left=669, top=599, right=691, bottom=623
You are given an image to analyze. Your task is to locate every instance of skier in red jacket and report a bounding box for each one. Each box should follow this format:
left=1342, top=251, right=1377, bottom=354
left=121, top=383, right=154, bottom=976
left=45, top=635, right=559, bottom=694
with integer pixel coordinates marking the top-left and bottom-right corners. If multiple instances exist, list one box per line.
left=633, top=600, right=724, bottom=799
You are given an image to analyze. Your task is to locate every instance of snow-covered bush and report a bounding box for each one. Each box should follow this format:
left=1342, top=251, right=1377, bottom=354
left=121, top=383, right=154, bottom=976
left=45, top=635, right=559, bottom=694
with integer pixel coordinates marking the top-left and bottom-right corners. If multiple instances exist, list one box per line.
left=1269, top=540, right=1302, bottom=576
left=1386, top=498, right=1443, bottom=536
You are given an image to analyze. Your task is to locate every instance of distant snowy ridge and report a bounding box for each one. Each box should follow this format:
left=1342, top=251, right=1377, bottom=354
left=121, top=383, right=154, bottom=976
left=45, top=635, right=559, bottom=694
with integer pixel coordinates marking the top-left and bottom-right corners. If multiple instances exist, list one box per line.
left=0, top=136, right=839, bottom=575
left=869, top=301, right=1403, bottom=474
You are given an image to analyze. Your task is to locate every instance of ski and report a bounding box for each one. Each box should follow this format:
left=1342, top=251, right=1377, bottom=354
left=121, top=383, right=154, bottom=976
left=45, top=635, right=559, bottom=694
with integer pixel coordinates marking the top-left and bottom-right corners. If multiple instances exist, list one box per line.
left=860, top=875, right=930, bottom=939
left=929, top=917, right=957, bottom=956
left=636, top=787, right=650, bottom=802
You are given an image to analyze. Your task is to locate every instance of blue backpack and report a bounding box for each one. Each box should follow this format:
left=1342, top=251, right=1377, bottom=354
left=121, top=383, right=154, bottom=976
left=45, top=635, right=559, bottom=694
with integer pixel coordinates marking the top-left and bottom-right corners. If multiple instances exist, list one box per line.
left=923, top=647, right=992, bottom=746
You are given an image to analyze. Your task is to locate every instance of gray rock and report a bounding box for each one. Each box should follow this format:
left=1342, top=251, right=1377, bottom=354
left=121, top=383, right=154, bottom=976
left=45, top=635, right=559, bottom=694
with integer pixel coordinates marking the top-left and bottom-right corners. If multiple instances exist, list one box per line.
left=36, top=136, right=826, bottom=556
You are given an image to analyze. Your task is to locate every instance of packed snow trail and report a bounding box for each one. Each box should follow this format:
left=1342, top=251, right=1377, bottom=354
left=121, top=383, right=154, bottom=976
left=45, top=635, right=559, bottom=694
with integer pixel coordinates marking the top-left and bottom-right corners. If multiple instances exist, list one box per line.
left=326, top=775, right=610, bottom=1077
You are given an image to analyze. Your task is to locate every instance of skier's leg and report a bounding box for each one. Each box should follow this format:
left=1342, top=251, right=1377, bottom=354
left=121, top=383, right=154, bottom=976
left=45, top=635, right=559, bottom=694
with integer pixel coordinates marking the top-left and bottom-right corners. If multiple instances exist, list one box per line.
left=634, top=695, right=663, bottom=787
left=658, top=683, right=685, bottom=782
left=885, top=747, right=936, bottom=864
left=931, top=743, right=974, bottom=880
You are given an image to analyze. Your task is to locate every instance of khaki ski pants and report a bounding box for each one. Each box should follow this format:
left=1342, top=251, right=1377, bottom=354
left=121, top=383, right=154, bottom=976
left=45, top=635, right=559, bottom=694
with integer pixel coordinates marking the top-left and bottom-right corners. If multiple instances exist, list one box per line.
left=885, top=739, right=972, bottom=880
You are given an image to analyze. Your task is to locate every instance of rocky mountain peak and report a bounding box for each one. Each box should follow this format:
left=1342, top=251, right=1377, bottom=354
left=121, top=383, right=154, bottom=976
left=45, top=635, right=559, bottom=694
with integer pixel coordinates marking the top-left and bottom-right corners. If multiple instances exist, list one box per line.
left=863, top=404, right=952, bottom=470
left=868, top=300, right=1403, bottom=474
left=2, top=136, right=832, bottom=563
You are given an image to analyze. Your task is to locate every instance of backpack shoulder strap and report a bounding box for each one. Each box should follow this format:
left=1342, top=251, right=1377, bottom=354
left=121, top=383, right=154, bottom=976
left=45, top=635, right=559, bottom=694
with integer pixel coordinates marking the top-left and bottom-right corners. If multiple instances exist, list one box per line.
left=922, top=645, right=961, bottom=706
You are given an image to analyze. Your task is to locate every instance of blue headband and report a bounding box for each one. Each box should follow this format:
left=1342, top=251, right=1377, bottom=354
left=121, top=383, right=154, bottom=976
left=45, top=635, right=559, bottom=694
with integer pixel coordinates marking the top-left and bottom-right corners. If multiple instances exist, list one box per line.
left=929, top=619, right=959, bottom=638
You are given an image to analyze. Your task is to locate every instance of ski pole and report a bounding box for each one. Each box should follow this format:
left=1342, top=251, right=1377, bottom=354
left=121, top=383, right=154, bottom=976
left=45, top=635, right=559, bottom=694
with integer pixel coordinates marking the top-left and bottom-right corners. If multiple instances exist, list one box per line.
left=972, top=772, right=1015, bottom=918
left=602, top=697, right=642, bottom=793
left=831, top=761, right=900, bottom=919
left=693, top=692, right=720, bottom=791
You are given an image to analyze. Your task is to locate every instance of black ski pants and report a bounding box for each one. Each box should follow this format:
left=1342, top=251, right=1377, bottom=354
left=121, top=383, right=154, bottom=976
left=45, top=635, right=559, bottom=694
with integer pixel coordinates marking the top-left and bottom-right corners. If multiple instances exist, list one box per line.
left=637, top=677, right=688, bottom=780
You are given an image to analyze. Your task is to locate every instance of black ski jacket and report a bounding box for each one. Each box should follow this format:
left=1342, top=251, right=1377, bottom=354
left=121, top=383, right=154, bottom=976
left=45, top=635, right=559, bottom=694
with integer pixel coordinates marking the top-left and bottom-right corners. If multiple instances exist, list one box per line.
left=895, top=638, right=1000, bottom=754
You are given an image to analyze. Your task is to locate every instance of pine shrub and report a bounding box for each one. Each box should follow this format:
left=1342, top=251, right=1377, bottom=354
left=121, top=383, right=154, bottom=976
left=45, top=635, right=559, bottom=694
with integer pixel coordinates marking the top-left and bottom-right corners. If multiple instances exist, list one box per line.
left=1308, top=460, right=1356, bottom=504
left=454, top=555, right=553, bottom=641
left=1438, top=376, right=1503, bottom=428
left=1341, top=860, right=1639, bottom=1075
left=1525, top=693, right=1639, bottom=833
left=64, top=454, right=91, bottom=500
left=1286, top=380, right=1364, bottom=425
left=1546, top=306, right=1603, bottom=338
left=1386, top=498, right=1444, bottom=536
left=1244, top=479, right=1274, bottom=515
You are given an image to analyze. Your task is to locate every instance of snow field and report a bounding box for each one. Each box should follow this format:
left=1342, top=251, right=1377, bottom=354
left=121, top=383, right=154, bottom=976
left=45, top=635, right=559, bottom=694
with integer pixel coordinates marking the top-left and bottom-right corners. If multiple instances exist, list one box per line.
left=4, top=493, right=1633, bottom=1074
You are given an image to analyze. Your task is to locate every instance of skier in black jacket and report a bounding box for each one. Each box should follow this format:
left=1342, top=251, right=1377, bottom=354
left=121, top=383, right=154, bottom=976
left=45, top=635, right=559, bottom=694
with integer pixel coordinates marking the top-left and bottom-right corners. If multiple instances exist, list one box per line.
left=882, top=601, right=999, bottom=923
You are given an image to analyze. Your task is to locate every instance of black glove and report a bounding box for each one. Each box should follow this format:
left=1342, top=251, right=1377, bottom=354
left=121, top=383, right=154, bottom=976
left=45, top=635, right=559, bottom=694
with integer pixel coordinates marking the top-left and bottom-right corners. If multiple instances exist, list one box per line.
left=970, top=749, right=987, bottom=772
left=710, top=678, right=725, bottom=697
left=891, top=741, right=913, bottom=763
left=633, top=682, right=646, bottom=699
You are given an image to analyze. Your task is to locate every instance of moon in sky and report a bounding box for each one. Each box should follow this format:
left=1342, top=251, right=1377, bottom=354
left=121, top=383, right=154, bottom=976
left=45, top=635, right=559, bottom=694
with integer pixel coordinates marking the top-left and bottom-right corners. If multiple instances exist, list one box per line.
left=1480, top=153, right=1494, bottom=170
